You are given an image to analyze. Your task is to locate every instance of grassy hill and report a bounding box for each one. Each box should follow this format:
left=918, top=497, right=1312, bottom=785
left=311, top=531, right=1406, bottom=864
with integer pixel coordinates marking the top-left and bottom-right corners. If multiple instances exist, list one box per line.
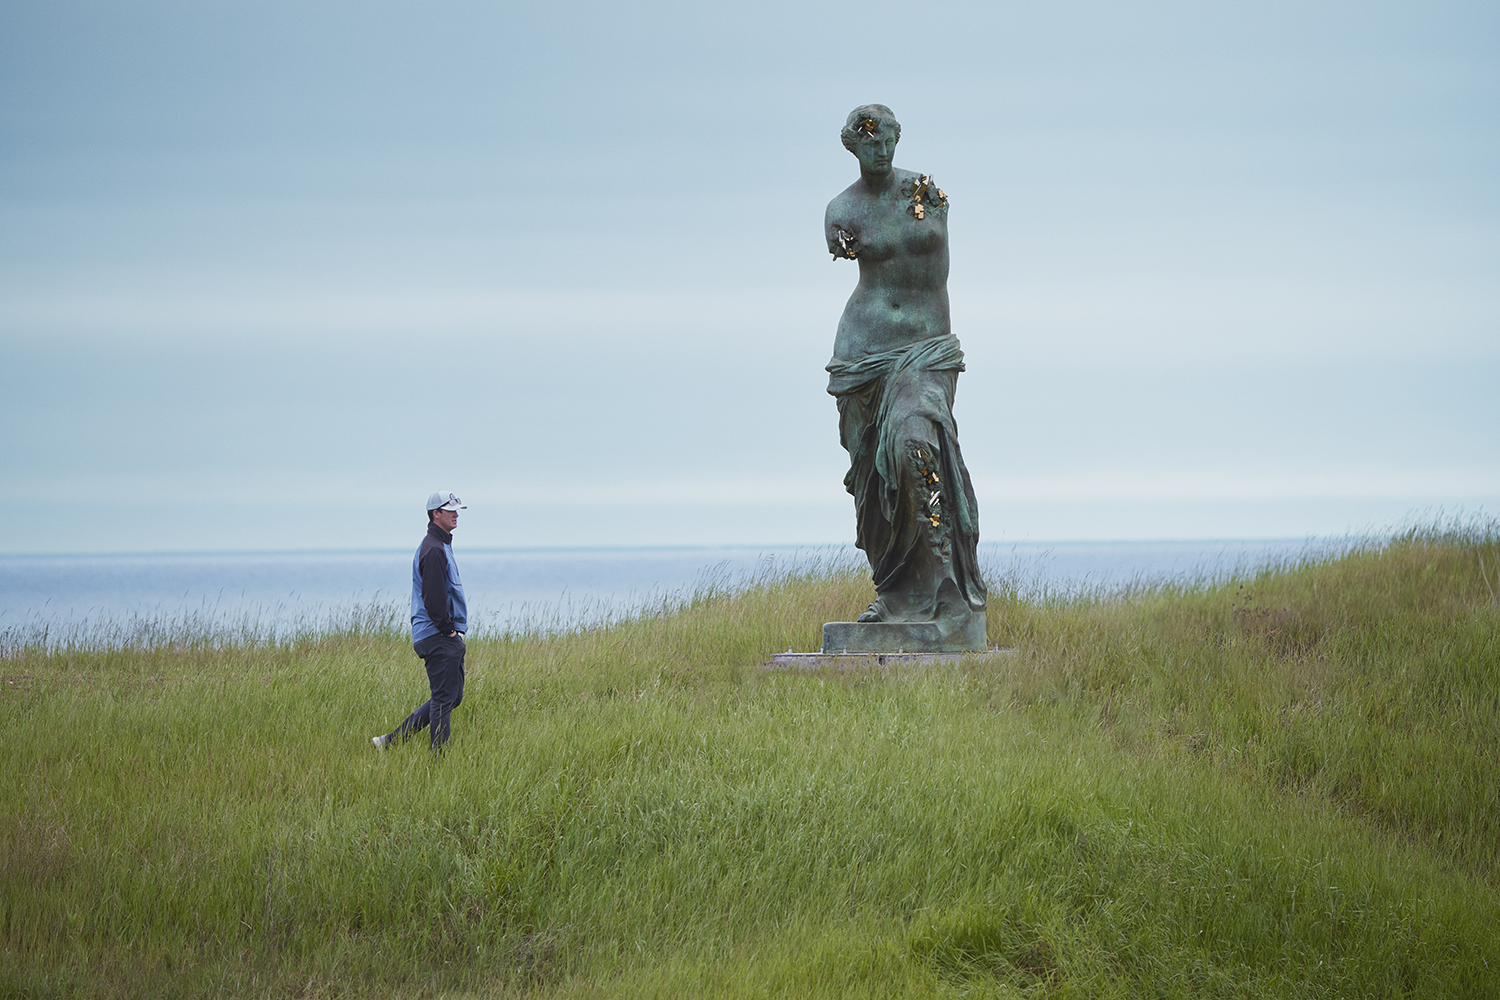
left=3, top=522, right=1497, bottom=998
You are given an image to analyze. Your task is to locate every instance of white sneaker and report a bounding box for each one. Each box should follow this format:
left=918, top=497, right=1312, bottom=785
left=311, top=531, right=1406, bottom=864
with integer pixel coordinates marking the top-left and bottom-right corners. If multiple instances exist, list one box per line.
left=372, top=734, right=390, bottom=749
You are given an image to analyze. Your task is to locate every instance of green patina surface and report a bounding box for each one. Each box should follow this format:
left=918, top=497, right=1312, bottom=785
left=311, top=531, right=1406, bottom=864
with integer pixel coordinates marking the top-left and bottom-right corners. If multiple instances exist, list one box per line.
left=823, top=104, right=987, bottom=649
left=822, top=613, right=987, bottom=654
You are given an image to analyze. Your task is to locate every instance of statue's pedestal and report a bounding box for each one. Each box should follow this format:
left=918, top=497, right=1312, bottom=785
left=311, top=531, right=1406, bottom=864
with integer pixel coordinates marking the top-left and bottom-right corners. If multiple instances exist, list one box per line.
left=821, top=608, right=987, bottom=654
left=765, top=648, right=1012, bottom=670
left=762, top=606, right=996, bottom=670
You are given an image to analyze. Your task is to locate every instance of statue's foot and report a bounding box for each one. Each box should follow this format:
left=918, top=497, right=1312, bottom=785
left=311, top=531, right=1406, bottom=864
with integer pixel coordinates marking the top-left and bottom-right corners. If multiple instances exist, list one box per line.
left=856, top=602, right=884, bottom=623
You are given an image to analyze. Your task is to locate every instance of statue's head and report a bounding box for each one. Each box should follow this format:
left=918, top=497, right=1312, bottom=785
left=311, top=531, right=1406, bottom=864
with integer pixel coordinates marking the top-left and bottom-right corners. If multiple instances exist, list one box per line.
left=840, top=104, right=901, bottom=154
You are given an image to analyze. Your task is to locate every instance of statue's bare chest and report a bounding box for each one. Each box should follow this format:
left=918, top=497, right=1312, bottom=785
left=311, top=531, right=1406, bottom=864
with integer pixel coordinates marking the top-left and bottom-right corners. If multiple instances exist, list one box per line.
left=830, top=175, right=949, bottom=263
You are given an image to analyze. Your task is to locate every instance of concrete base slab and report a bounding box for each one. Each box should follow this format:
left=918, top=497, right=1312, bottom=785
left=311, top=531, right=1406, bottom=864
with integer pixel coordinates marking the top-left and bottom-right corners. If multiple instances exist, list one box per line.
left=765, top=648, right=1016, bottom=670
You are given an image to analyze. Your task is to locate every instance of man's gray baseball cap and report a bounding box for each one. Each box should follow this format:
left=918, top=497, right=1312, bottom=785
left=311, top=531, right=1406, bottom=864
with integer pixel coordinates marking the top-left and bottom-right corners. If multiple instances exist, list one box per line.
left=426, top=491, right=467, bottom=512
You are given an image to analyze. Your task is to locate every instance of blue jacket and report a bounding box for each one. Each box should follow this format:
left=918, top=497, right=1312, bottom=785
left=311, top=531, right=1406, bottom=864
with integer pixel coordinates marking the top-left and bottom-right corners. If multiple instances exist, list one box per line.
left=411, top=522, right=467, bottom=643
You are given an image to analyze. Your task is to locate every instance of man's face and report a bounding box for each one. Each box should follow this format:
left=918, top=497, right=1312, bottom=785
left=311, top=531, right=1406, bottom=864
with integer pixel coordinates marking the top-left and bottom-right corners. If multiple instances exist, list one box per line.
left=431, top=507, right=459, bottom=533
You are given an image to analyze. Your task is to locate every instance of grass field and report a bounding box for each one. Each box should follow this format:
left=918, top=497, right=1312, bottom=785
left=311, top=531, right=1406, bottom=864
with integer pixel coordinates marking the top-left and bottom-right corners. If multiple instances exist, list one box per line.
left=3, top=521, right=1498, bottom=998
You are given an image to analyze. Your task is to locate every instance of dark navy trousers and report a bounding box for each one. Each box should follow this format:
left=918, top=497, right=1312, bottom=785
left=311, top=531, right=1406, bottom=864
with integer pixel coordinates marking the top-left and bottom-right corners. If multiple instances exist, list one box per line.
left=394, top=633, right=466, bottom=750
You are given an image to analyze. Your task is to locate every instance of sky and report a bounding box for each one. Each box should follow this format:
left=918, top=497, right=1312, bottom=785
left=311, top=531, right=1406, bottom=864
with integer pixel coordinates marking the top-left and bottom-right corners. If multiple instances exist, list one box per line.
left=1, top=0, right=1496, bottom=554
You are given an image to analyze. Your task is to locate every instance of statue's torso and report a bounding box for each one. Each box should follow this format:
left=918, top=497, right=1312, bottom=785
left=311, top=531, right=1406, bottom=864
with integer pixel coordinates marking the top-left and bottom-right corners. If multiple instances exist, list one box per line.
left=826, top=168, right=952, bottom=364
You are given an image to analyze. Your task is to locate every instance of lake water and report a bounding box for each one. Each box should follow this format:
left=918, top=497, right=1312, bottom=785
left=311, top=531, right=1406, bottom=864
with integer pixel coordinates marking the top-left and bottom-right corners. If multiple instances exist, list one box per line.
left=0, top=539, right=1338, bottom=643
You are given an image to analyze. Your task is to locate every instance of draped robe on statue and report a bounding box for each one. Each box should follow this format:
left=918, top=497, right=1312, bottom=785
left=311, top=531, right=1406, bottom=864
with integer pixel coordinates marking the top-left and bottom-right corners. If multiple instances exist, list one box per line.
left=826, top=333, right=987, bottom=623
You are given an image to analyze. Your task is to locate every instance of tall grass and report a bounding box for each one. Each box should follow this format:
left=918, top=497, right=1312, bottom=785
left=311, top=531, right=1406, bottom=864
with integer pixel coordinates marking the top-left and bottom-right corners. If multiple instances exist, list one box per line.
left=2, top=522, right=1497, bottom=998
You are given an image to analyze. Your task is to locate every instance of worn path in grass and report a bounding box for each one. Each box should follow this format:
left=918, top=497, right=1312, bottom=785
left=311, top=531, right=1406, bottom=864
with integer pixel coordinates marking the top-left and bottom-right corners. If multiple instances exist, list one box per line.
left=3, top=525, right=1498, bottom=998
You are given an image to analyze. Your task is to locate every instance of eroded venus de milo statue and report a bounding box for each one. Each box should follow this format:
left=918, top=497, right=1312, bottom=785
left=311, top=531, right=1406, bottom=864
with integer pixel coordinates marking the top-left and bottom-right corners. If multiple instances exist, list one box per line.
left=822, top=105, right=987, bottom=653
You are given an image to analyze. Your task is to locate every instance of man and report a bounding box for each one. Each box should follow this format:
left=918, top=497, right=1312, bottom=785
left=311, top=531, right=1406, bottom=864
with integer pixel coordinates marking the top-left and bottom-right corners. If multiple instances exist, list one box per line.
left=372, top=491, right=468, bottom=751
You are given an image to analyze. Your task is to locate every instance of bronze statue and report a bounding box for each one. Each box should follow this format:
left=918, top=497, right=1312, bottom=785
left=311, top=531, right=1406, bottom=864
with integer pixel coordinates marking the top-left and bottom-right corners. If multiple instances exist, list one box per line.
left=824, top=104, right=986, bottom=647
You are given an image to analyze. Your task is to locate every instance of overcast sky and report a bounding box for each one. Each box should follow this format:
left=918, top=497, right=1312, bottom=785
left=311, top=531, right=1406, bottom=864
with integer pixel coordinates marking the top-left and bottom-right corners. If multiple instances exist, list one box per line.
left=1, top=0, right=1496, bottom=553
